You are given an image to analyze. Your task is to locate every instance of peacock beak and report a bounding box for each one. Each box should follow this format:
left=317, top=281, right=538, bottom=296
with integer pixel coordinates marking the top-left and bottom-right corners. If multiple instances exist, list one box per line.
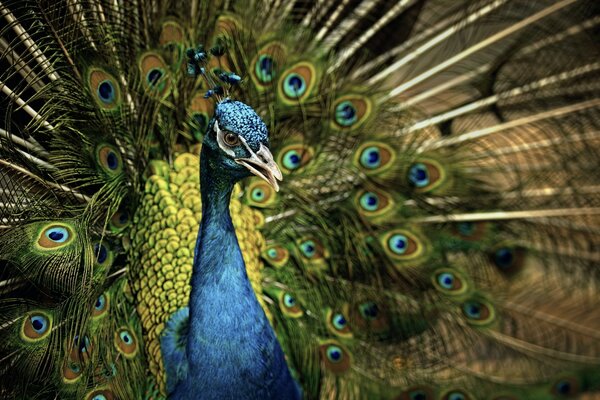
left=235, top=143, right=283, bottom=192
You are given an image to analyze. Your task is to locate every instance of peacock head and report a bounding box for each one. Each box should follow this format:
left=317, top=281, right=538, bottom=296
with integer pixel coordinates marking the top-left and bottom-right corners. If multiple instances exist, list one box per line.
left=203, top=99, right=282, bottom=191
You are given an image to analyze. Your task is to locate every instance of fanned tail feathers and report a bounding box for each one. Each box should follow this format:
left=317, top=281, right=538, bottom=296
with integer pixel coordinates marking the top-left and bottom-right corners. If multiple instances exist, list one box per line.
left=0, top=0, right=599, bottom=399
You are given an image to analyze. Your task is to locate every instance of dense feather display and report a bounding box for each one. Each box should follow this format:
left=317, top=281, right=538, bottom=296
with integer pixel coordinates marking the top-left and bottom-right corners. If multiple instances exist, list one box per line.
left=1, top=0, right=599, bottom=398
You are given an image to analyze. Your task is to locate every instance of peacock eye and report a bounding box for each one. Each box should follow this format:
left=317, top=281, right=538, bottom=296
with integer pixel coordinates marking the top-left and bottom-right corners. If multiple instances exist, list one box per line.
left=46, top=227, right=69, bottom=243
left=408, top=162, right=429, bottom=187
left=355, top=142, right=394, bottom=173
left=115, top=327, right=138, bottom=357
left=224, top=131, right=239, bottom=146
left=256, top=54, right=275, bottom=83
left=96, top=144, right=123, bottom=175
left=335, top=100, right=357, bottom=127
left=462, top=299, right=495, bottom=325
left=94, top=243, right=108, bottom=264
left=432, top=269, right=466, bottom=295
left=388, top=234, right=409, bottom=255
left=332, top=313, right=347, bottom=330
left=262, top=244, right=289, bottom=268
left=86, top=390, right=114, bottom=400
left=283, top=73, right=306, bottom=97
left=326, top=309, right=352, bottom=337
left=283, top=293, right=296, bottom=307
left=326, top=345, right=343, bottom=363
left=279, top=291, right=303, bottom=318
left=98, top=80, right=115, bottom=103
left=442, top=390, right=470, bottom=400
left=93, top=293, right=109, bottom=317
left=147, top=68, right=164, bottom=87
left=38, top=224, right=74, bottom=249
left=360, top=146, right=382, bottom=169
left=95, top=294, right=106, bottom=311
left=319, top=341, right=351, bottom=373
left=397, top=387, right=434, bottom=400
left=299, top=240, right=317, bottom=258
left=359, top=191, right=379, bottom=211
left=359, top=301, right=379, bottom=320
left=551, top=378, right=579, bottom=396
left=407, top=158, right=446, bottom=192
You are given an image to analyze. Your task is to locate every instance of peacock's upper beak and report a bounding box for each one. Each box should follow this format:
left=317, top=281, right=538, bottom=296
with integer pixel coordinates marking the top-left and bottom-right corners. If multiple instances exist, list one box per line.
left=235, top=143, right=283, bottom=192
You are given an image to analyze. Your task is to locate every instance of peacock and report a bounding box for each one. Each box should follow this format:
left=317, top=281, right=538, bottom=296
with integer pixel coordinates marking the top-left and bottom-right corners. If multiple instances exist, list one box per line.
left=0, top=0, right=599, bottom=399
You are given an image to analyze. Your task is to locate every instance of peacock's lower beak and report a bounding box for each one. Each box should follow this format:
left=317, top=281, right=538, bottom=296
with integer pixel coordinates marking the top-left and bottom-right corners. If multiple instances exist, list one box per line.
left=235, top=143, right=283, bottom=192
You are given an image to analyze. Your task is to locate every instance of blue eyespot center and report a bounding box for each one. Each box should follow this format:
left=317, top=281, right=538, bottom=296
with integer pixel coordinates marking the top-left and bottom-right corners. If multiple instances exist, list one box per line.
left=93, top=394, right=107, bottom=400
left=555, top=380, right=571, bottom=394
left=438, top=272, right=454, bottom=289
left=457, top=222, right=475, bottom=236
left=332, top=313, right=347, bottom=330
left=46, top=227, right=69, bottom=243
left=335, top=101, right=357, bottom=126
left=147, top=68, right=164, bottom=86
left=410, top=391, right=428, bottom=400
left=326, top=345, right=343, bottom=362
left=283, top=73, right=306, bottom=97
left=359, top=146, right=381, bottom=169
left=283, top=150, right=302, bottom=170
left=359, top=192, right=379, bottom=211
left=95, top=294, right=106, bottom=310
left=388, top=234, right=408, bottom=255
left=283, top=293, right=296, bottom=307
left=31, top=315, right=48, bottom=333
left=448, top=393, right=465, bottom=400
left=494, top=248, right=513, bottom=269
left=106, top=151, right=119, bottom=170
left=360, top=302, right=379, bottom=320
left=256, top=55, right=275, bottom=83
left=463, top=302, right=481, bottom=319
left=267, top=248, right=278, bottom=258
left=98, top=80, right=115, bottom=103
left=120, top=330, right=132, bottom=344
left=408, top=162, right=429, bottom=187
left=300, top=240, right=316, bottom=258
left=94, top=243, right=108, bottom=264
left=252, top=188, right=265, bottom=201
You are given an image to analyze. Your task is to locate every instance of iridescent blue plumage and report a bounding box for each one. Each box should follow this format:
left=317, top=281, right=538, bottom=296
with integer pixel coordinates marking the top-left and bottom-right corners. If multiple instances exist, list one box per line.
left=163, top=100, right=298, bottom=399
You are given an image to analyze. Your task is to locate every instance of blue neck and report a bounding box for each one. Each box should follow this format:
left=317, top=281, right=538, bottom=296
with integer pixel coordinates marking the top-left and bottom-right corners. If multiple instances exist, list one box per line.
left=182, top=146, right=300, bottom=399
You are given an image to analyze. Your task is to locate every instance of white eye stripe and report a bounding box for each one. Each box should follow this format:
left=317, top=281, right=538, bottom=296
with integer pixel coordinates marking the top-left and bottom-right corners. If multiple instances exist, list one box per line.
left=215, top=120, right=236, bottom=157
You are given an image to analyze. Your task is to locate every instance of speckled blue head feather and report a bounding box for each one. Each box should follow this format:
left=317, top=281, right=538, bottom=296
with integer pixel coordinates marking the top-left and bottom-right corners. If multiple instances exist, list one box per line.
left=215, top=100, right=269, bottom=152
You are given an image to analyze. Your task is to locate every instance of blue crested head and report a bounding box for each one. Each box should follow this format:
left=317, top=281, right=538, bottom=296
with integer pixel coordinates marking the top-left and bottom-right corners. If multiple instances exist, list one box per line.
left=203, top=99, right=282, bottom=191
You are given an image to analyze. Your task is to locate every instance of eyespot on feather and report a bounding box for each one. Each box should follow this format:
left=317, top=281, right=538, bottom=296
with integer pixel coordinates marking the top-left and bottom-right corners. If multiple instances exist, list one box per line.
left=251, top=42, right=287, bottom=89
left=354, top=142, right=395, bottom=174
left=331, top=95, right=373, bottom=130
left=432, top=268, right=468, bottom=296
left=407, top=158, right=448, bottom=193
left=279, top=292, right=303, bottom=318
left=262, top=244, right=289, bottom=268
left=277, top=144, right=313, bottom=173
left=318, top=341, right=351, bottom=373
left=21, top=311, right=52, bottom=341
left=37, top=223, right=75, bottom=250
left=325, top=308, right=352, bottom=338
left=461, top=298, right=495, bottom=326
left=395, top=386, right=435, bottom=400
left=114, top=327, right=138, bottom=358
left=95, top=144, right=123, bottom=176
left=139, top=52, right=170, bottom=94
left=244, top=180, right=277, bottom=208
left=278, top=61, right=317, bottom=105
left=88, top=68, right=121, bottom=109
